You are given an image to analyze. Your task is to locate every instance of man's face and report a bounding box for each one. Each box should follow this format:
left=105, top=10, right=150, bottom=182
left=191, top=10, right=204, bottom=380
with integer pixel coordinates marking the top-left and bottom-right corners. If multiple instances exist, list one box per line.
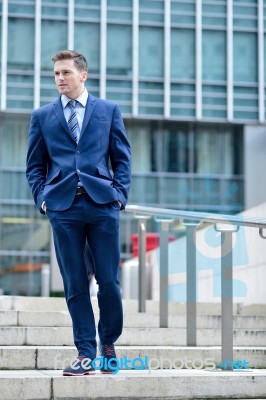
left=54, top=59, right=87, bottom=99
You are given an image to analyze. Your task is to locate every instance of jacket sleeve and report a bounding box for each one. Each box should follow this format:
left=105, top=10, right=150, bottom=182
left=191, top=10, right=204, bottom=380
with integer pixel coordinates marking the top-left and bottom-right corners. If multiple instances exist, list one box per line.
left=109, top=105, right=131, bottom=209
left=26, top=111, right=49, bottom=214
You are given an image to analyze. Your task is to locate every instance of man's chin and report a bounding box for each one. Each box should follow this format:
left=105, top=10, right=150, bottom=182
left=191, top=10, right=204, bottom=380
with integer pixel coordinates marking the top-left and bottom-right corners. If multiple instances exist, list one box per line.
left=58, top=87, right=68, bottom=94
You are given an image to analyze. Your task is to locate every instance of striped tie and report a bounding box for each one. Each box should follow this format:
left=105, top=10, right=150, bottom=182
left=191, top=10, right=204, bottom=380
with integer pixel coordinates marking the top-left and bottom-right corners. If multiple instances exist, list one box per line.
left=68, top=100, right=79, bottom=143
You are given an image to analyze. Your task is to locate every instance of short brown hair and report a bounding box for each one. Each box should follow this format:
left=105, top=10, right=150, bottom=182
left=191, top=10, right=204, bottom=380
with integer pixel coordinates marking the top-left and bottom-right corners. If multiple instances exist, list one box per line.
left=52, top=50, right=88, bottom=72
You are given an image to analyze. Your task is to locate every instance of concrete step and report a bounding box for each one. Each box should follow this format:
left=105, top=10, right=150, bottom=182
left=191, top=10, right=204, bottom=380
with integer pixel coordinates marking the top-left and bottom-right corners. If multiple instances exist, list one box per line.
left=1, top=310, right=265, bottom=329
left=0, top=345, right=265, bottom=370
left=0, top=369, right=266, bottom=400
left=0, top=326, right=265, bottom=346
left=1, top=296, right=266, bottom=315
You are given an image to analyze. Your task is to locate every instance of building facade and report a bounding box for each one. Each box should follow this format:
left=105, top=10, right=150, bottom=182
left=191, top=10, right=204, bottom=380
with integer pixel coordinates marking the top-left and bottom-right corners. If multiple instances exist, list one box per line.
left=0, top=0, right=265, bottom=295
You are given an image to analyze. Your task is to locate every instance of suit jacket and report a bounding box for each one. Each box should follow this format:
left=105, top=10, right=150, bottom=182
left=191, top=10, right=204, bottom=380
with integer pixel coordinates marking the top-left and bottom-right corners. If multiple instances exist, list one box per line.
left=26, top=93, right=131, bottom=214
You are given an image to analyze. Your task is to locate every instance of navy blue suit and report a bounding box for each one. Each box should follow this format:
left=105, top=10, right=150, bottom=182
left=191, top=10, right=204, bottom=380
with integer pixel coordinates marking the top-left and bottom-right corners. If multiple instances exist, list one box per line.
left=26, top=93, right=131, bottom=358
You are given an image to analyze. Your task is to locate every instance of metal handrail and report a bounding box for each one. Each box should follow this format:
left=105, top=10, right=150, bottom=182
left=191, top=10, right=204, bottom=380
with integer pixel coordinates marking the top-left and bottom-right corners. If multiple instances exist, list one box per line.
left=126, top=205, right=266, bottom=229
left=125, top=204, right=266, bottom=370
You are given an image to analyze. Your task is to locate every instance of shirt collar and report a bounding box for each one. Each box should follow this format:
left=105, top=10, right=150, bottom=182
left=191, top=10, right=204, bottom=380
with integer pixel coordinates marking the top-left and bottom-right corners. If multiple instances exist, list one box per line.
left=61, top=88, right=88, bottom=109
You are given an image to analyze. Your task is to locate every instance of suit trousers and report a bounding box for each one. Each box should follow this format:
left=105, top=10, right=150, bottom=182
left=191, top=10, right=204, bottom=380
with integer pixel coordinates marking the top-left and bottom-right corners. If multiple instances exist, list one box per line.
left=46, top=194, right=123, bottom=359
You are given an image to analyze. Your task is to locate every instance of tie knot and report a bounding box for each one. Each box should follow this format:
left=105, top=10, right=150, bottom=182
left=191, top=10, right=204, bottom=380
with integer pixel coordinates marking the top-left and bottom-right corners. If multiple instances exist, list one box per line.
left=69, top=99, right=77, bottom=109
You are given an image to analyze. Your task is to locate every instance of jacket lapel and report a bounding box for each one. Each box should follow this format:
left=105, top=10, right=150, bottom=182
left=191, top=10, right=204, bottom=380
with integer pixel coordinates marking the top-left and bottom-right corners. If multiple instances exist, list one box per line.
left=80, top=94, right=97, bottom=138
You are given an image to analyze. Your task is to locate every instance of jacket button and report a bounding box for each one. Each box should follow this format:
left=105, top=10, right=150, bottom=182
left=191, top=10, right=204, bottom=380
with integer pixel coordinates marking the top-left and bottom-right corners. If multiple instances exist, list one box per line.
left=77, top=169, right=80, bottom=173
left=76, top=151, right=80, bottom=155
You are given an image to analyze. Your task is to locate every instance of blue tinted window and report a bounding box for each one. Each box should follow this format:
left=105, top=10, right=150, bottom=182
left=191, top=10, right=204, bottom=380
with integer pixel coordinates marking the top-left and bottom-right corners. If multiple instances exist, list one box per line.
left=233, top=32, right=258, bottom=83
left=139, top=27, right=163, bottom=78
left=202, top=31, right=226, bottom=81
left=41, top=20, right=67, bottom=71
left=75, top=23, right=100, bottom=74
left=171, top=29, right=195, bottom=79
left=8, top=18, right=34, bottom=70
left=107, top=25, right=132, bottom=76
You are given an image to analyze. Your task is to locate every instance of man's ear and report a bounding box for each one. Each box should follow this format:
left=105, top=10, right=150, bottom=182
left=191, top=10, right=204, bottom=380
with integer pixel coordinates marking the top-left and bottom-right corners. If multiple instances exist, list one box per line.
left=81, top=71, right=88, bottom=83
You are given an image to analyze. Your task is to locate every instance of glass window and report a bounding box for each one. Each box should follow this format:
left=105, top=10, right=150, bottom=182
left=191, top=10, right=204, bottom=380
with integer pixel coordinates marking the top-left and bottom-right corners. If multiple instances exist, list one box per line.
left=0, top=111, right=51, bottom=296
left=8, top=0, right=35, bottom=15
left=0, top=171, right=31, bottom=200
left=7, top=18, right=34, bottom=70
left=107, top=80, right=131, bottom=100
left=107, top=25, right=132, bottom=76
left=87, top=78, right=100, bottom=97
left=106, top=79, right=132, bottom=113
left=171, top=1, right=195, bottom=13
left=161, top=176, right=189, bottom=207
left=75, top=0, right=100, bottom=5
left=139, top=81, right=164, bottom=116
left=0, top=115, right=30, bottom=168
left=113, top=120, right=244, bottom=213
left=170, top=107, right=195, bottom=118
left=74, top=23, right=100, bottom=74
left=202, top=84, right=227, bottom=119
left=75, top=0, right=100, bottom=19
left=234, top=110, right=258, bottom=120
left=194, top=126, right=223, bottom=174
left=42, top=0, right=68, bottom=17
left=233, top=17, right=257, bottom=29
left=0, top=253, right=49, bottom=296
left=41, top=20, right=67, bottom=71
left=0, top=203, right=50, bottom=296
left=107, top=0, right=132, bottom=21
left=6, top=79, right=34, bottom=111
left=202, top=30, right=226, bottom=81
left=161, top=125, right=189, bottom=173
left=202, top=1, right=226, bottom=27
left=202, top=3, right=226, bottom=14
left=139, top=27, right=164, bottom=78
left=194, top=125, right=242, bottom=175
left=125, top=120, right=152, bottom=173
left=202, top=16, right=226, bottom=28
left=264, top=34, right=266, bottom=82
left=233, top=3, right=257, bottom=28
left=233, top=32, right=257, bottom=83
left=139, top=0, right=164, bottom=23
left=139, top=0, right=163, bottom=10
left=128, top=175, right=158, bottom=204
left=0, top=19, right=2, bottom=63
left=0, top=217, right=49, bottom=252
left=233, top=85, right=258, bottom=120
left=171, top=0, right=195, bottom=25
left=42, top=0, right=67, bottom=3
left=40, top=75, right=59, bottom=105
left=264, top=88, right=266, bottom=119
left=150, top=123, right=190, bottom=173
left=171, top=29, right=195, bottom=80
left=108, top=0, right=131, bottom=6
left=171, top=83, right=195, bottom=118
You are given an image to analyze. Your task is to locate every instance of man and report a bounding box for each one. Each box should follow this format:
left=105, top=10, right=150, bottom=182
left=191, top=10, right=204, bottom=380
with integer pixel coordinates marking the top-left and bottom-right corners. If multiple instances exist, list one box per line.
left=26, top=50, right=131, bottom=376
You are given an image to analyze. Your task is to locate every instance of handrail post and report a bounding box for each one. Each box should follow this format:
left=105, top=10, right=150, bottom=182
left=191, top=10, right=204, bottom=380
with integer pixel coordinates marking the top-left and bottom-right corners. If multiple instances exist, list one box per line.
left=184, top=223, right=198, bottom=346
left=215, top=223, right=238, bottom=370
left=136, top=216, right=150, bottom=312
left=41, top=263, right=50, bottom=297
left=157, top=219, right=174, bottom=327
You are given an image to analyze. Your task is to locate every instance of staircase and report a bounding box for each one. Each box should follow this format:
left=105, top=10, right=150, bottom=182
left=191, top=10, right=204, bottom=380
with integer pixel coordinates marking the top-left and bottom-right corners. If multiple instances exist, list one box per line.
left=0, top=295, right=266, bottom=400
